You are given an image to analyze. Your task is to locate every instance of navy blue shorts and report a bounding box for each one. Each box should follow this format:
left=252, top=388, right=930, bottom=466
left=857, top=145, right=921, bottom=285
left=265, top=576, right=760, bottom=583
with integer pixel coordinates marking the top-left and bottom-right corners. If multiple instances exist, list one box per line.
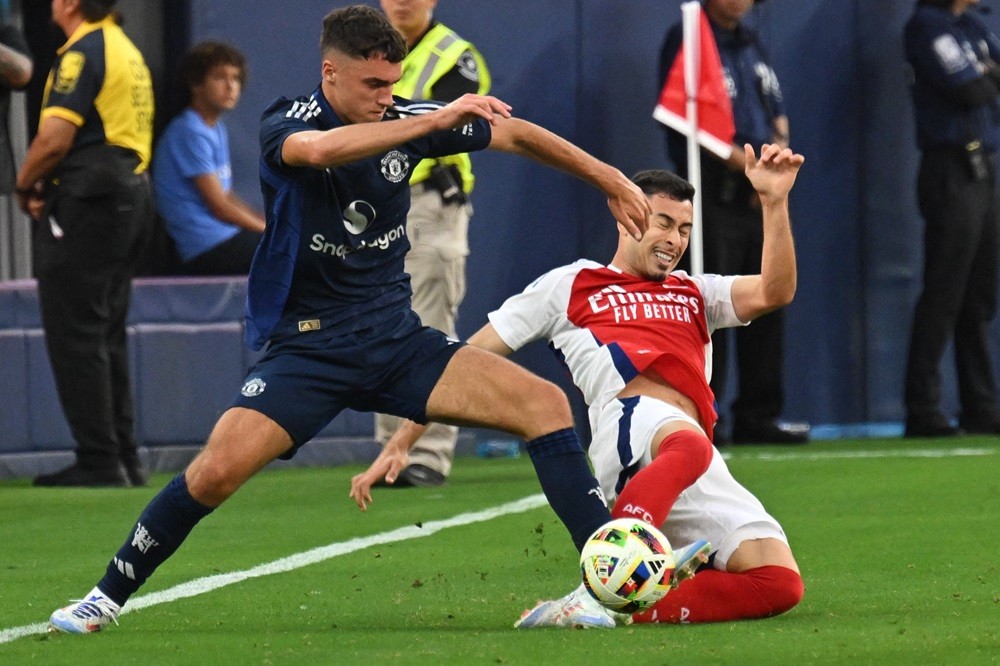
left=231, top=309, right=464, bottom=457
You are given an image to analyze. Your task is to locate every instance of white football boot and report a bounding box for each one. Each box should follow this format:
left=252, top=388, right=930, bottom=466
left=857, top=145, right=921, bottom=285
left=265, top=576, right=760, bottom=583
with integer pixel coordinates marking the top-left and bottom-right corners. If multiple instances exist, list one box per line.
left=48, top=591, right=121, bottom=634
left=515, top=584, right=624, bottom=629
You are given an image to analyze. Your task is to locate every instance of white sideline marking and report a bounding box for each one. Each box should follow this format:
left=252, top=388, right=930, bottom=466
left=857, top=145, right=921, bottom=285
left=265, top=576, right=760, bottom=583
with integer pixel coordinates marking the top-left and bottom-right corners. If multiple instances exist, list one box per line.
left=3, top=445, right=995, bottom=644
left=0, top=493, right=548, bottom=645
left=721, top=446, right=997, bottom=462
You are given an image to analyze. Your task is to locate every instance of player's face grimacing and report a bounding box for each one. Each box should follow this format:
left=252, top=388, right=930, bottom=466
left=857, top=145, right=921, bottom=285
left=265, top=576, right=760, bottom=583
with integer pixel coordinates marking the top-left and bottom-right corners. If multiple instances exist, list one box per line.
left=322, top=50, right=401, bottom=125
left=623, top=193, right=692, bottom=282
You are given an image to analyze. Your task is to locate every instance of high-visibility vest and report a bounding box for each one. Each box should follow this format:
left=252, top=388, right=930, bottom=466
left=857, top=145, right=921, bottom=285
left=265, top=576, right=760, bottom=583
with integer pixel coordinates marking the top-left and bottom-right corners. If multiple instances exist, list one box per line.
left=394, top=23, right=490, bottom=192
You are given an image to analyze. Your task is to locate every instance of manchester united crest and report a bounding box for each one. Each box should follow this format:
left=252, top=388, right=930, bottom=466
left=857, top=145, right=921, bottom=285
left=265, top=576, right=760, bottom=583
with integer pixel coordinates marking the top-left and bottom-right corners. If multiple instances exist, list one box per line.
left=380, top=150, right=409, bottom=183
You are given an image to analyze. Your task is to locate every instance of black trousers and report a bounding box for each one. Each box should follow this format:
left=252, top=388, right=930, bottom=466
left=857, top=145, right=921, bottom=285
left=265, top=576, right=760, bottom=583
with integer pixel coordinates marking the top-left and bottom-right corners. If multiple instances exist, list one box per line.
left=905, top=149, right=1000, bottom=423
left=180, top=228, right=262, bottom=276
left=33, top=178, right=153, bottom=470
left=698, top=175, right=785, bottom=427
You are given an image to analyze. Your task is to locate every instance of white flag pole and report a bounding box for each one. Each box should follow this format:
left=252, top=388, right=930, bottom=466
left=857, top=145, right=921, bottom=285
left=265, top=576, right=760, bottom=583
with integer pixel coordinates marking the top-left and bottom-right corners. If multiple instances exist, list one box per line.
left=681, top=1, right=703, bottom=276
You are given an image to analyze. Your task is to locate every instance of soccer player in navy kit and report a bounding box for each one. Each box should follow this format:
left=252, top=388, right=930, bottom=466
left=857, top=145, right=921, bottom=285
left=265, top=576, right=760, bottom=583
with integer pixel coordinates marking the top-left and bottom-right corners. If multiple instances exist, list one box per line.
left=45, top=5, right=650, bottom=633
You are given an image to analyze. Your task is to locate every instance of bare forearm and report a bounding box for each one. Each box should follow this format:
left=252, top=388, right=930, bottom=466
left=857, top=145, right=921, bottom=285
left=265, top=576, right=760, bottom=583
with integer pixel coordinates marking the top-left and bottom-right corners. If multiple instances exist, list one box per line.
left=385, top=420, right=428, bottom=453
left=758, top=196, right=796, bottom=307
left=772, top=116, right=790, bottom=147
left=466, top=323, right=515, bottom=356
left=492, top=118, right=620, bottom=192
left=490, top=117, right=647, bottom=236
left=284, top=114, right=442, bottom=169
left=217, top=193, right=265, bottom=233
left=0, top=42, right=31, bottom=89
left=17, top=134, right=70, bottom=190
left=723, top=145, right=746, bottom=171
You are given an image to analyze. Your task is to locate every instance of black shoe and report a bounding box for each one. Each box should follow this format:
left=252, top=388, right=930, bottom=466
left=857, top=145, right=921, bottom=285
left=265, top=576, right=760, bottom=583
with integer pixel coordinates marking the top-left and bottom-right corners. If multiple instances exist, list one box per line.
left=33, top=463, right=131, bottom=488
left=395, top=463, right=446, bottom=488
left=957, top=413, right=1000, bottom=435
left=121, top=458, right=149, bottom=487
left=904, top=417, right=964, bottom=438
left=731, top=420, right=810, bottom=445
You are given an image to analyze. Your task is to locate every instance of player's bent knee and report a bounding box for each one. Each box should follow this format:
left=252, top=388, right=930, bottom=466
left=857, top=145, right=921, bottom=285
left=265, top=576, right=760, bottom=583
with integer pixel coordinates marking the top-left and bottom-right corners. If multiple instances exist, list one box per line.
left=184, top=457, right=246, bottom=507
left=519, top=379, right=573, bottom=431
left=764, top=566, right=805, bottom=616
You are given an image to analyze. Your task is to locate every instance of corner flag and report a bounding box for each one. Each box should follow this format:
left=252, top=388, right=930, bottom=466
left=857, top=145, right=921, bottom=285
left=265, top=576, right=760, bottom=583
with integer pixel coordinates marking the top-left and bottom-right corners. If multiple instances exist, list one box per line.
left=652, top=1, right=735, bottom=274
left=652, top=3, right=735, bottom=160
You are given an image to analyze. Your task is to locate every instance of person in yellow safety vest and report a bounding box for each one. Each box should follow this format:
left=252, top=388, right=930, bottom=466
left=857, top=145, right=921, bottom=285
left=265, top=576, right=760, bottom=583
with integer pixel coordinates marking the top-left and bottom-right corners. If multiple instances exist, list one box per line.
left=376, top=0, right=491, bottom=488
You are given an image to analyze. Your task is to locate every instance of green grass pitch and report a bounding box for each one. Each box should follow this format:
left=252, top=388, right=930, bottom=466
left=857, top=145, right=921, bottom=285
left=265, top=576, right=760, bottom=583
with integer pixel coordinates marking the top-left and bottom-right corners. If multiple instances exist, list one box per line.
left=1, top=436, right=997, bottom=664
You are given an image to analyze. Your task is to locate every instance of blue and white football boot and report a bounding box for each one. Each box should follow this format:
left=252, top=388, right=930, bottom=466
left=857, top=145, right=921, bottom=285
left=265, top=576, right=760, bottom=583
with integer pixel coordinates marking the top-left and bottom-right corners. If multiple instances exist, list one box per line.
left=48, top=589, right=121, bottom=634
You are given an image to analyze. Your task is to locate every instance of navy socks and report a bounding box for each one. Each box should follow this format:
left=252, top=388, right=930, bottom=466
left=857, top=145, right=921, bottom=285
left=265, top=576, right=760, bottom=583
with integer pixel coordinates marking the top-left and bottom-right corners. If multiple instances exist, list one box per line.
left=93, top=432, right=607, bottom=605
left=524, top=428, right=612, bottom=551
left=98, top=473, right=214, bottom=606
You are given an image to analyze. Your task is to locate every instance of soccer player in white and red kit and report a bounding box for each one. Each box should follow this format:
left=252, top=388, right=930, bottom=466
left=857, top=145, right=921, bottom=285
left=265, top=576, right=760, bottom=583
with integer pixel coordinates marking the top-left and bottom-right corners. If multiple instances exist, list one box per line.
left=353, top=143, right=805, bottom=625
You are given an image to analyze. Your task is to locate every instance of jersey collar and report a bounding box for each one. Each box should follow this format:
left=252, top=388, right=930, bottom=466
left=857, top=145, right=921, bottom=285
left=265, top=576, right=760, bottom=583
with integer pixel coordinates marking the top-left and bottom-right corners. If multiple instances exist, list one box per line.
left=58, top=16, right=116, bottom=55
left=310, top=84, right=344, bottom=131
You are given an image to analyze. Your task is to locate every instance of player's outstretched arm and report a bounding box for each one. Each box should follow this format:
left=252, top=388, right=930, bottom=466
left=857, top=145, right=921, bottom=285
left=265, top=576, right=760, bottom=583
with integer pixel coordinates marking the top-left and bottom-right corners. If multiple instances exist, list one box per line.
left=488, top=117, right=650, bottom=240
left=349, top=324, right=516, bottom=510
left=349, top=419, right=424, bottom=511
left=283, top=94, right=512, bottom=170
left=729, top=143, right=805, bottom=323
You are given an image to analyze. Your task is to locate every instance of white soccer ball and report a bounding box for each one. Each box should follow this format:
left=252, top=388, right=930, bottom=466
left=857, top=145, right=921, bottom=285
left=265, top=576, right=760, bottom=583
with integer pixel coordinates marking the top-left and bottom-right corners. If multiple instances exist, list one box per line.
left=580, top=518, right=674, bottom=613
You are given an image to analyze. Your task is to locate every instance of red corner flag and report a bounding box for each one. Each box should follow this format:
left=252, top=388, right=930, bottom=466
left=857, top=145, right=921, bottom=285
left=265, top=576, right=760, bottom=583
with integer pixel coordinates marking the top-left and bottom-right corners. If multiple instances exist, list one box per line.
left=653, top=3, right=735, bottom=159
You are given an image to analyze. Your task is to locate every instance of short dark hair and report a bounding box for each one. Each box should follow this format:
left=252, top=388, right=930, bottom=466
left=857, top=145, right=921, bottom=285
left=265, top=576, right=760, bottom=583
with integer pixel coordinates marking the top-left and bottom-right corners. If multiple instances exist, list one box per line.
left=320, top=5, right=407, bottom=62
left=79, top=0, right=117, bottom=22
left=631, top=169, right=696, bottom=202
left=181, top=41, right=247, bottom=93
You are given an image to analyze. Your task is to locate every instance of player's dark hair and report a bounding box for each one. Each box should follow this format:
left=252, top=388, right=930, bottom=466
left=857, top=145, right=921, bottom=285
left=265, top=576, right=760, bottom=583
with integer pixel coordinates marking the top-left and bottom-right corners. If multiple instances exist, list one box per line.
left=631, top=169, right=696, bottom=203
left=79, top=0, right=118, bottom=22
left=320, top=5, right=407, bottom=62
left=181, top=41, right=248, bottom=94
left=916, top=0, right=953, bottom=6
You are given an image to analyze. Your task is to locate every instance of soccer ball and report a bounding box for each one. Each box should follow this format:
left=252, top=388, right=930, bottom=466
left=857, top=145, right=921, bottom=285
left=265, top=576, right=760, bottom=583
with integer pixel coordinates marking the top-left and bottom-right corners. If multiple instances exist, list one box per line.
left=580, top=518, right=674, bottom=613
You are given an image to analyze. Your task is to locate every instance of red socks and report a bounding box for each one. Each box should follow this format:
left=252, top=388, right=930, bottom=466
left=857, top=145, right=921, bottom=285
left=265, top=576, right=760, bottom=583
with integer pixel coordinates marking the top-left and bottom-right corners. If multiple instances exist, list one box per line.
left=633, top=565, right=804, bottom=624
left=610, top=430, right=803, bottom=624
left=611, top=429, right=713, bottom=526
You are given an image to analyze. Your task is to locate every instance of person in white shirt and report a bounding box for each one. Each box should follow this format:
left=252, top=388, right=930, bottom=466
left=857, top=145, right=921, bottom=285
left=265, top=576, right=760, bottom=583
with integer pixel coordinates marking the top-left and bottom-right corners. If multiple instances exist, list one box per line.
left=354, top=144, right=805, bottom=626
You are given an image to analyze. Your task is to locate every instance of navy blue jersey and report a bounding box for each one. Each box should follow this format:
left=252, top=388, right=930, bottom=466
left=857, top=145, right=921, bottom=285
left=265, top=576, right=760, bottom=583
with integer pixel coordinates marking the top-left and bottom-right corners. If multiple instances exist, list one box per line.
left=246, top=87, right=491, bottom=349
left=661, top=17, right=783, bottom=172
left=905, top=6, right=1000, bottom=152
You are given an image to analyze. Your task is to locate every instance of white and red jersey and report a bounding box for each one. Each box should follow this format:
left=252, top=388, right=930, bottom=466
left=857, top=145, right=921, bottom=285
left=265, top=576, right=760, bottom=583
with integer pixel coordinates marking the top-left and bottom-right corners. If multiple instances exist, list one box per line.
left=488, top=260, right=747, bottom=439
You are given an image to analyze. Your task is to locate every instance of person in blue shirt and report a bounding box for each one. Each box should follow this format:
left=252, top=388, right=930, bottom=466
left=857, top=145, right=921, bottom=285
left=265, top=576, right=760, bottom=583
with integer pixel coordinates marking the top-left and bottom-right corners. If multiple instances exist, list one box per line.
left=903, top=0, right=1000, bottom=437
left=153, top=41, right=265, bottom=275
left=659, top=0, right=808, bottom=446
left=44, top=4, right=650, bottom=634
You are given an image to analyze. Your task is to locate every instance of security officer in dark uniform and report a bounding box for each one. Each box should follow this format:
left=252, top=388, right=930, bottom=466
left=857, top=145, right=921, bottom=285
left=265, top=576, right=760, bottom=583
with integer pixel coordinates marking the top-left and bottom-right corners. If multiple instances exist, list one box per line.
left=15, top=0, right=154, bottom=486
left=903, top=0, right=1000, bottom=437
left=660, top=0, right=808, bottom=444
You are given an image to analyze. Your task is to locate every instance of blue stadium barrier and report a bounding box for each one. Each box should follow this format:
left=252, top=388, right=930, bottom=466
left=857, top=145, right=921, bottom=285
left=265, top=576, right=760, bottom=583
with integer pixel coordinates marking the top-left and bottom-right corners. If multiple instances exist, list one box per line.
left=0, top=277, right=408, bottom=480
